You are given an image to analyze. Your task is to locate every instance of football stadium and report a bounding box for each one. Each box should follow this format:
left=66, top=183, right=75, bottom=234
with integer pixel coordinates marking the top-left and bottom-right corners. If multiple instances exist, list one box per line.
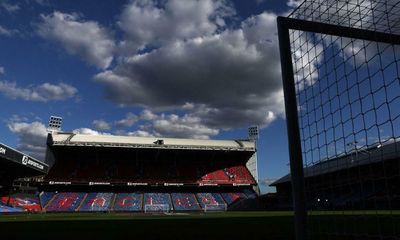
left=0, top=128, right=274, bottom=239
left=1, top=0, right=400, bottom=239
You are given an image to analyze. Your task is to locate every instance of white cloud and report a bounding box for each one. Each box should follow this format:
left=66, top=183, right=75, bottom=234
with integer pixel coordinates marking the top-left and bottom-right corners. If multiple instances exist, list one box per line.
left=115, top=112, right=138, bottom=128
left=131, top=110, right=219, bottom=139
left=126, top=130, right=155, bottom=138
left=33, top=0, right=50, bottom=6
left=151, top=113, right=219, bottom=139
left=0, top=25, right=14, bottom=36
left=37, top=11, right=115, bottom=69
left=95, top=11, right=285, bottom=129
left=92, top=119, right=111, bottom=131
left=8, top=121, right=48, bottom=160
left=0, top=67, right=4, bottom=75
left=287, top=0, right=302, bottom=8
left=118, top=0, right=235, bottom=51
left=140, top=109, right=157, bottom=121
left=72, top=128, right=109, bottom=135
left=1, top=2, right=20, bottom=13
left=259, top=177, right=279, bottom=186
left=0, top=81, right=77, bottom=102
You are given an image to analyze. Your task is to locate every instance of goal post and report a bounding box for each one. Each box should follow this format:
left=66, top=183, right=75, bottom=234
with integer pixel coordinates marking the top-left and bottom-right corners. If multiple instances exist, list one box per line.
left=144, top=204, right=170, bottom=213
left=203, top=203, right=227, bottom=212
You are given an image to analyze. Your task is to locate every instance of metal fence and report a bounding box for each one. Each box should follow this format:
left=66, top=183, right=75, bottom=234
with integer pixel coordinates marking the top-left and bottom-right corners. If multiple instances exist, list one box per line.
left=277, top=0, right=400, bottom=239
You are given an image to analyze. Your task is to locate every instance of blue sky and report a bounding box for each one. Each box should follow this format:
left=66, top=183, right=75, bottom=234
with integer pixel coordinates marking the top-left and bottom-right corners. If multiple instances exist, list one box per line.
left=0, top=0, right=301, bottom=193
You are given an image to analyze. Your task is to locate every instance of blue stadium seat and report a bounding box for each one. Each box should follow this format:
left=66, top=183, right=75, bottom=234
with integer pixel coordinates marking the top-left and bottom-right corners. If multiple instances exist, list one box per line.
left=79, top=193, right=114, bottom=212
left=221, top=192, right=247, bottom=205
left=243, top=189, right=257, bottom=199
left=0, top=203, right=23, bottom=213
left=196, top=193, right=226, bottom=211
left=45, top=192, right=86, bottom=212
left=171, top=193, right=200, bottom=211
left=40, top=192, right=55, bottom=208
left=9, top=194, right=42, bottom=212
left=113, top=193, right=142, bottom=212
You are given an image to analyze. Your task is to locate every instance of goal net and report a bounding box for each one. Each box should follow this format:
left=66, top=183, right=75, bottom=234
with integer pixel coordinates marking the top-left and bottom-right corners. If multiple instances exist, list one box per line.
left=204, top=203, right=227, bottom=212
left=144, top=204, right=170, bottom=213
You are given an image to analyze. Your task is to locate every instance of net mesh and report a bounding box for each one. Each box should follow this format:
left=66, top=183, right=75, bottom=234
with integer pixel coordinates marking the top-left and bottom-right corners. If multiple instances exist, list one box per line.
left=290, top=0, right=400, bottom=35
left=283, top=0, right=400, bottom=238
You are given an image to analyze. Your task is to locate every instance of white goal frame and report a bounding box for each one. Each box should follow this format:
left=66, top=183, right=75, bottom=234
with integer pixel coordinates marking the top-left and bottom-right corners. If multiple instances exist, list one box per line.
left=144, top=204, right=170, bottom=213
left=203, top=203, right=227, bottom=212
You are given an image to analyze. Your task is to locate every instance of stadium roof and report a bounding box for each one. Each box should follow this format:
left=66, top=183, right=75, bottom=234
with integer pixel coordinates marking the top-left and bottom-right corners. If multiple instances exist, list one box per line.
left=270, top=140, right=400, bottom=186
left=0, top=142, right=48, bottom=177
left=48, top=132, right=256, bottom=151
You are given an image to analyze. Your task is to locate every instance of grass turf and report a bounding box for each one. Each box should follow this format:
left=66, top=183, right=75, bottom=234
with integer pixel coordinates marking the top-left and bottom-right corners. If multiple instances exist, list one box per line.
left=1, top=211, right=399, bottom=240
left=0, top=211, right=294, bottom=240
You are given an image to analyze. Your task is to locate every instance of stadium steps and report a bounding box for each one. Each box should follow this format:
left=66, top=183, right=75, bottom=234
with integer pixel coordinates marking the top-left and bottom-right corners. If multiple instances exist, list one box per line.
left=217, top=193, right=228, bottom=207
left=140, top=193, right=144, bottom=212
left=193, top=193, right=203, bottom=211
left=38, top=192, right=43, bottom=207
left=191, top=193, right=201, bottom=209
left=110, top=193, right=117, bottom=211
left=43, top=193, right=57, bottom=211
left=75, top=193, right=88, bottom=212
left=222, top=194, right=246, bottom=210
left=168, top=193, right=174, bottom=211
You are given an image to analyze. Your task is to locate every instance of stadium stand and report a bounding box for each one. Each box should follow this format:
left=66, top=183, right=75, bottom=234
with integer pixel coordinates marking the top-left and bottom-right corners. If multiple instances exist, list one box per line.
left=0, top=203, right=23, bottom=213
left=171, top=193, right=201, bottom=211
left=36, top=191, right=259, bottom=212
left=45, top=192, right=86, bottom=212
left=36, top=133, right=261, bottom=213
left=79, top=192, right=114, bottom=212
left=44, top=133, right=258, bottom=186
left=113, top=193, right=142, bottom=212
left=1, top=194, right=41, bottom=212
left=271, top=141, right=400, bottom=210
left=45, top=159, right=256, bottom=185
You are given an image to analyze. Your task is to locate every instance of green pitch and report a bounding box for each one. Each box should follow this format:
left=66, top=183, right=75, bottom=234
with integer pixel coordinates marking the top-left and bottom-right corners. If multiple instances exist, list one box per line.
left=0, top=211, right=399, bottom=240
left=0, top=211, right=294, bottom=240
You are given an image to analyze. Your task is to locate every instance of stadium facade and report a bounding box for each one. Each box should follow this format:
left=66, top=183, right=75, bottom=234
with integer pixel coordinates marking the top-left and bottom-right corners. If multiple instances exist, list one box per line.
left=0, top=142, right=48, bottom=212
left=271, top=140, right=400, bottom=210
left=0, top=142, right=48, bottom=192
left=1, top=132, right=261, bottom=213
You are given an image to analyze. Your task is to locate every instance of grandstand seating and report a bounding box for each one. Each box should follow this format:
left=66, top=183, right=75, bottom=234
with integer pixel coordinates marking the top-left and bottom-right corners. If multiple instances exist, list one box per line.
left=243, top=189, right=257, bottom=199
left=40, top=192, right=55, bottom=207
left=45, top=159, right=256, bottom=185
left=2, top=190, right=257, bottom=213
left=0, top=203, right=23, bottom=213
left=171, top=193, right=200, bottom=211
left=196, top=193, right=227, bottom=211
left=79, top=193, right=114, bottom=212
left=2, top=195, right=42, bottom=212
left=113, top=193, right=142, bottom=212
left=45, top=192, right=86, bottom=212
left=221, top=192, right=247, bottom=205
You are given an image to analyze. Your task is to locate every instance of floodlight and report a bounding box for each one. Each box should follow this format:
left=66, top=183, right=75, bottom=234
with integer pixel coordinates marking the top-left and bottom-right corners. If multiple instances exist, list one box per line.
left=153, top=139, right=164, bottom=145
left=47, top=116, right=63, bottom=132
left=248, top=126, right=259, bottom=141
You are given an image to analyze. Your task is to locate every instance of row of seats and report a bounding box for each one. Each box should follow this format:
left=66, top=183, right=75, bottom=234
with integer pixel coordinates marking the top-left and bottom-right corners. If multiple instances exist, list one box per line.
left=45, top=159, right=256, bottom=185
left=42, top=190, right=255, bottom=212
left=0, top=195, right=42, bottom=212
left=0, top=203, right=24, bottom=213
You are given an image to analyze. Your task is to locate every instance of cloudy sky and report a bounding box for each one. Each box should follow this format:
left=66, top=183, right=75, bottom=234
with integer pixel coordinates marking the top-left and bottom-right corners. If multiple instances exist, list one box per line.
left=0, top=0, right=301, bottom=193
